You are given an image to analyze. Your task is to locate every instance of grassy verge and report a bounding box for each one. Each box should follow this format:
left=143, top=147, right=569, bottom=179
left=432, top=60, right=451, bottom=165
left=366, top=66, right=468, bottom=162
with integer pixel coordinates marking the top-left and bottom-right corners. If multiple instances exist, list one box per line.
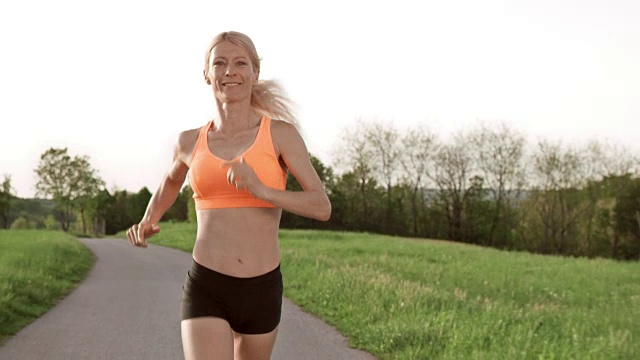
left=115, top=223, right=639, bottom=359
left=0, top=230, right=94, bottom=344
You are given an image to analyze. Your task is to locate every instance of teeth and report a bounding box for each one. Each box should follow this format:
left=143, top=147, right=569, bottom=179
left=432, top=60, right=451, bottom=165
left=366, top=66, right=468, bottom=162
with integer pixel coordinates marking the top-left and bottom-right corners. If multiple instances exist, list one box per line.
left=224, top=83, right=240, bottom=86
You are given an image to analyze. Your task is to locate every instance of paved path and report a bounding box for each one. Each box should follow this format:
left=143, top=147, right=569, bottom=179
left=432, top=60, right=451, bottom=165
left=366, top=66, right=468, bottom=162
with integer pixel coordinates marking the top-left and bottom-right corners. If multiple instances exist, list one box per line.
left=0, top=238, right=375, bottom=360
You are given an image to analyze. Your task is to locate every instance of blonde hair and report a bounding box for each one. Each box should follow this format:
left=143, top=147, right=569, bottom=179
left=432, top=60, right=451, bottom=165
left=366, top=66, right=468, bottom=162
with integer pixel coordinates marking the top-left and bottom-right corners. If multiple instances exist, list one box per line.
left=204, top=31, right=298, bottom=128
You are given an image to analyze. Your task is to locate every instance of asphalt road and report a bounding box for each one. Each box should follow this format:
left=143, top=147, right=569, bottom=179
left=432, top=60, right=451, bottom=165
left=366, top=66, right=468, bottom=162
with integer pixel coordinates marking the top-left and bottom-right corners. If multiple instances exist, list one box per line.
left=0, top=238, right=375, bottom=360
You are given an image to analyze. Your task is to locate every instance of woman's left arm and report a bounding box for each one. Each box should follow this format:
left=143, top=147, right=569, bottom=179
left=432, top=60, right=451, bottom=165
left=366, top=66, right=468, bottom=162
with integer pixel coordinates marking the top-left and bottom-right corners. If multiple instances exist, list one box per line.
left=223, top=120, right=331, bottom=220
left=261, top=120, right=331, bottom=221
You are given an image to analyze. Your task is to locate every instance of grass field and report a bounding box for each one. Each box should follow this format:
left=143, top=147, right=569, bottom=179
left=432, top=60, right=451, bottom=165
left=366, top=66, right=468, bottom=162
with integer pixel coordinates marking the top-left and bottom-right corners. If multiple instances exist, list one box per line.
left=115, top=223, right=640, bottom=359
left=0, top=230, right=94, bottom=344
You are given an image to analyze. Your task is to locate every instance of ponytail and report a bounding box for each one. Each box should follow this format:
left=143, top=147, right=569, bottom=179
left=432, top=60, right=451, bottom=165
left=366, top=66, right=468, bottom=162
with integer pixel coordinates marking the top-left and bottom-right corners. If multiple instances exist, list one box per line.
left=251, top=79, right=299, bottom=129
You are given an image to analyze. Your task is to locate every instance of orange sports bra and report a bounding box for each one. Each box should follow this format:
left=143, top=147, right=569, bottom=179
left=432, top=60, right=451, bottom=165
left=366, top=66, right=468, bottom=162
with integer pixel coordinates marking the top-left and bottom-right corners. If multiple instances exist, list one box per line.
left=188, top=116, right=287, bottom=210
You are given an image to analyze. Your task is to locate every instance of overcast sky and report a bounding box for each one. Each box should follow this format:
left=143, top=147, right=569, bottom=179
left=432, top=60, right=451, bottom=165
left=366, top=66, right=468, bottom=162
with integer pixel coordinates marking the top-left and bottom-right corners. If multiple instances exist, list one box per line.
left=1, top=0, right=639, bottom=198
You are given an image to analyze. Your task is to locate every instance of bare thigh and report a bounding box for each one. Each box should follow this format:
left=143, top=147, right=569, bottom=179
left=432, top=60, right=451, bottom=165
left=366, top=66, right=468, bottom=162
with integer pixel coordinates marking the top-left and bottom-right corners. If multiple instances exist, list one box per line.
left=181, top=317, right=234, bottom=360
left=233, top=326, right=279, bottom=360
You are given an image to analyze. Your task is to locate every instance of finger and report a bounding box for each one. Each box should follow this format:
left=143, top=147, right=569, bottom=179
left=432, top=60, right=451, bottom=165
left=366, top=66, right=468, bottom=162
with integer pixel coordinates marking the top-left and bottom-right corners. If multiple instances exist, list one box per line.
left=130, top=225, right=139, bottom=245
left=129, top=228, right=136, bottom=246
left=226, top=167, right=234, bottom=185
left=137, top=225, right=146, bottom=247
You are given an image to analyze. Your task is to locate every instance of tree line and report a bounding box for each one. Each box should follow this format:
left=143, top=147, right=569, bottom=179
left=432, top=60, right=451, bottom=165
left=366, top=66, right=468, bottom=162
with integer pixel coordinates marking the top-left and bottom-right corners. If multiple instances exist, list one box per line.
left=2, top=120, right=638, bottom=260
left=316, top=120, right=639, bottom=260
left=1, top=149, right=192, bottom=235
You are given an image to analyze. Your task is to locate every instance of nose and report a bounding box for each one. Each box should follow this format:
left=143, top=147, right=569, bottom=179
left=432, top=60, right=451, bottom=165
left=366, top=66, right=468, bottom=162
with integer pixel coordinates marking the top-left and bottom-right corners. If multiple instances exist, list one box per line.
left=225, top=65, right=236, bottom=76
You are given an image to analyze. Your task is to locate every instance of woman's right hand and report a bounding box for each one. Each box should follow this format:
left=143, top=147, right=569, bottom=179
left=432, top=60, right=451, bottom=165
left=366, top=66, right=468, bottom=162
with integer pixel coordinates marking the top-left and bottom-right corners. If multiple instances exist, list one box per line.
left=127, top=222, right=160, bottom=248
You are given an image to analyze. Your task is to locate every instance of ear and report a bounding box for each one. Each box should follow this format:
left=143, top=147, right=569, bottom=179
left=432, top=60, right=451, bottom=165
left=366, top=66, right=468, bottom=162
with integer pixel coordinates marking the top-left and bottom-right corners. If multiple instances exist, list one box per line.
left=203, top=70, right=211, bottom=85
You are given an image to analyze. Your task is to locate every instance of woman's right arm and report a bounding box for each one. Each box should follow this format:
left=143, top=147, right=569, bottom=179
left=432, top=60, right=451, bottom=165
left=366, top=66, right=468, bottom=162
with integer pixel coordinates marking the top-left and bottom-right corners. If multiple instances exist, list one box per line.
left=127, top=130, right=196, bottom=247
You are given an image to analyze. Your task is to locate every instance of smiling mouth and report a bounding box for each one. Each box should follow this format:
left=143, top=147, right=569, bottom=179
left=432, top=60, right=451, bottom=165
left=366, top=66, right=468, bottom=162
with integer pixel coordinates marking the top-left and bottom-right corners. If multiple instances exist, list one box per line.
left=223, top=82, right=241, bottom=86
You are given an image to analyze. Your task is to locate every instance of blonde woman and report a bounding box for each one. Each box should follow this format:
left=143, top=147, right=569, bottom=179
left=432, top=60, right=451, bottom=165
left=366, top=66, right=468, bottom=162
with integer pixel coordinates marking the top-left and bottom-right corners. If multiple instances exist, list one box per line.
left=127, top=31, right=331, bottom=359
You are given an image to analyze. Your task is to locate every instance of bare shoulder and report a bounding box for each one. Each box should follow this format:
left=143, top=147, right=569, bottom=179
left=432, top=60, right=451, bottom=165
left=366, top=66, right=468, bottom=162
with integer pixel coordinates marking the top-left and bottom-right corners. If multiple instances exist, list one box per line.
left=174, top=126, right=202, bottom=165
left=271, top=119, right=305, bottom=153
left=177, top=127, right=200, bottom=150
left=271, top=119, right=299, bottom=136
left=271, top=119, right=306, bottom=157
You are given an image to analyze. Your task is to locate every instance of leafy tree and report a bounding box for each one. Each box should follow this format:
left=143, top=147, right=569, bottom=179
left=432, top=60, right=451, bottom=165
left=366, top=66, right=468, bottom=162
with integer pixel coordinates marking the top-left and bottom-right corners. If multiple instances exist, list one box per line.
left=105, top=190, right=130, bottom=234
left=579, top=141, right=638, bottom=256
left=334, top=121, right=377, bottom=228
left=127, top=187, right=152, bottom=223
left=44, top=214, right=61, bottom=231
left=330, top=171, right=385, bottom=232
left=34, top=148, right=75, bottom=230
left=0, top=174, right=15, bottom=228
left=187, top=186, right=197, bottom=224
left=91, top=189, right=115, bottom=234
left=613, top=176, right=640, bottom=259
left=163, top=185, right=193, bottom=222
left=326, top=172, right=360, bottom=230
left=34, top=148, right=104, bottom=231
left=74, top=157, right=106, bottom=234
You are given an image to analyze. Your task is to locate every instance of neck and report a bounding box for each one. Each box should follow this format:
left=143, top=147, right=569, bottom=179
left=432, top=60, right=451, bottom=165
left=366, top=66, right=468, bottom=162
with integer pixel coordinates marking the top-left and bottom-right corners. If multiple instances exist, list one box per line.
left=213, top=99, right=260, bottom=132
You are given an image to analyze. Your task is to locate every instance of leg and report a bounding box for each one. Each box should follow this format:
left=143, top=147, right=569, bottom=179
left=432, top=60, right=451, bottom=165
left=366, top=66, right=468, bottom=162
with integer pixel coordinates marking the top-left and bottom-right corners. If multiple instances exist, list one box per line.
left=181, top=317, right=234, bottom=360
left=233, top=326, right=279, bottom=360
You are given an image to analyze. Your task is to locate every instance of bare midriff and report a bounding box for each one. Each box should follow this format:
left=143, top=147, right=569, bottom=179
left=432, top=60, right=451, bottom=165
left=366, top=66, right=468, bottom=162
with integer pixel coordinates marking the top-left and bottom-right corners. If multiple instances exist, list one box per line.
left=192, top=207, right=282, bottom=278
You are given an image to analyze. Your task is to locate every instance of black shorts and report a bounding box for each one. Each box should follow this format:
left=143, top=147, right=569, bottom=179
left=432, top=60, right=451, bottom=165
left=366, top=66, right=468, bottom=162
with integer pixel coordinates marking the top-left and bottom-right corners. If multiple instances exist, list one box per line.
left=181, top=260, right=283, bottom=334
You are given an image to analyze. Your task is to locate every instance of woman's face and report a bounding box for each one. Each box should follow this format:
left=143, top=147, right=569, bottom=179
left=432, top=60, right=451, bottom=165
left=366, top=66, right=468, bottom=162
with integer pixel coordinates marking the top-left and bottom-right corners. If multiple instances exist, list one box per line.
left=207, top=41, right=258, bottom=103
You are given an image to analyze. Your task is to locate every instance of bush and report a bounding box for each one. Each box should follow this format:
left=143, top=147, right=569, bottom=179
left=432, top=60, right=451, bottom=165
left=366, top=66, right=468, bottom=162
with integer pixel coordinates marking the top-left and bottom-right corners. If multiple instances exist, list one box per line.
left=9, top=217, right=31, bottom=230
left=44, top=215, right=61, bottom=231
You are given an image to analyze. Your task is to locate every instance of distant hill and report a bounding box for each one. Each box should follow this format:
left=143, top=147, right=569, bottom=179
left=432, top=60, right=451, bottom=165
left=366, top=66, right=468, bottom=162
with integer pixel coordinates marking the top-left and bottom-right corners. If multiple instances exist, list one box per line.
left=2, top=196, right=56, bottom=229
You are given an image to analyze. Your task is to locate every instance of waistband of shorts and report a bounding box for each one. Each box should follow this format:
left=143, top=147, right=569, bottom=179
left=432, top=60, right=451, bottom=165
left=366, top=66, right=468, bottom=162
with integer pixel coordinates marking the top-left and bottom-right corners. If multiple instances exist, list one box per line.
left=189, top=259, right=281, bottom=286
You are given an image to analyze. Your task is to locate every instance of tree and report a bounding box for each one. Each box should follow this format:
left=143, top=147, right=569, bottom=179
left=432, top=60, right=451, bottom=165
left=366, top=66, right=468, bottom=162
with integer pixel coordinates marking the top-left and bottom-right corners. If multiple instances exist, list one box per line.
left=91, top=189, right=115, bottom=235
left=432, top=132, right=478, bottom=242
left=163, top=185, right=193, bottom=222
left=334, top=121, right=378, bottom=228
left=365, top=121, right=401, bottom=233
left=34, top=148, right=104, bottom=232
left=468, top=122, right=526, bottom=247
left=581, top=142, right=639, bottom=257
left=127, top=187, right=152, bottom=224
left=44, top=215, right=61, bottom=231
left=613, top=176, right=640, bottom=259
left=104, top=189, right=130, bottom=234
left=527, top=140, right=586, bottom=254
left=0, top=174, right=15, bottom=229
left=74, top=156, right=106, bottom=234
left=399, top=125, right=439, bottom=236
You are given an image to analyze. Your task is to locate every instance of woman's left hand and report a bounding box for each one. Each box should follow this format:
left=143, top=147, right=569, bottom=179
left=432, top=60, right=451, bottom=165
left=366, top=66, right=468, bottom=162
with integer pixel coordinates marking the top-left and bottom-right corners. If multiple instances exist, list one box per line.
left=221, top=156, right=266, bottom=197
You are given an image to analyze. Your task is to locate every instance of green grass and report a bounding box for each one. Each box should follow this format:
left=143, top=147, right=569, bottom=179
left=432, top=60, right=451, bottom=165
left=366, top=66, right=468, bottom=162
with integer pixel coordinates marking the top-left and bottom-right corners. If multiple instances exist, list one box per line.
left=115, top=223, right=640, bottom=359
left=0, top=230, right=94, bottom=344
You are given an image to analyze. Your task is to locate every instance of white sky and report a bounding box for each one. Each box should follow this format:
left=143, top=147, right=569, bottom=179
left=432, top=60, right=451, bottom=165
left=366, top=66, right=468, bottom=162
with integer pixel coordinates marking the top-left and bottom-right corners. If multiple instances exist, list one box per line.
left=1, top=0, right=639, bottom=198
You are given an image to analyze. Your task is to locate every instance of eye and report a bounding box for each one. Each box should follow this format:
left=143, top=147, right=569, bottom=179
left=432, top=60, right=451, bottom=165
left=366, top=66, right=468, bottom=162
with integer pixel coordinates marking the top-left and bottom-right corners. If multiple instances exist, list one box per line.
left=237, top=61, right=248, bottom=66
left=213, top=60, right=225, bottom=66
